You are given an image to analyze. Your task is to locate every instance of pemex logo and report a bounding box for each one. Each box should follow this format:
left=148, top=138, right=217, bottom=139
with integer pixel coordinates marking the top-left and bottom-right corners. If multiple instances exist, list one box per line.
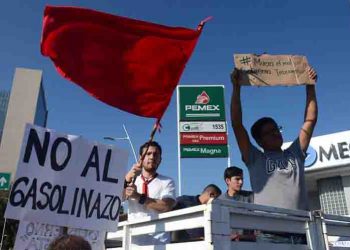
left=195, top=91, right=210, bottom=104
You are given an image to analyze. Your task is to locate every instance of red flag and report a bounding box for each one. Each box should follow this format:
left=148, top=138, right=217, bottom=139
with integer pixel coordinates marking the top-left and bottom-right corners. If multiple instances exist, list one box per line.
left=41, top=6, right=204, bottom=119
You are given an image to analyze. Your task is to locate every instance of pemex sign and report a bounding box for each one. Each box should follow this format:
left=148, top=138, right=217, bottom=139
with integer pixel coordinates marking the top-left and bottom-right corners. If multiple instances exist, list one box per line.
left=178, top=86, right=228, bottom=158
left=179, top=86, right=226, bottom=121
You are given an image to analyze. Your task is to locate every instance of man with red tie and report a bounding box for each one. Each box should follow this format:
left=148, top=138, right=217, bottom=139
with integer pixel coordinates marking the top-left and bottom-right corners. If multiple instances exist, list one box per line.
left=124, top=141, right=176, bottom=245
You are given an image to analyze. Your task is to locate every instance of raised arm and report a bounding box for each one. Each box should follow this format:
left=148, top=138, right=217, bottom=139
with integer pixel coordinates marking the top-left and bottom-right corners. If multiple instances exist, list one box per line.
left=299, top=68, right=318, bottom=152
left=231, top=70, right=251, bottom=163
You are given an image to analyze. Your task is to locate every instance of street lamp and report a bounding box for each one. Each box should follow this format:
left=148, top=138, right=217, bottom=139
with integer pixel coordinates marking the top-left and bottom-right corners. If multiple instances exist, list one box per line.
left=103, top=124, right=138, bottom=163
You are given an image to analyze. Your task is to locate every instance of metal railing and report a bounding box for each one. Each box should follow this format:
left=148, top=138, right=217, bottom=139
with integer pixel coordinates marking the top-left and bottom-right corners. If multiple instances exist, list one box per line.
left=107, top=199, right=350, bottom=250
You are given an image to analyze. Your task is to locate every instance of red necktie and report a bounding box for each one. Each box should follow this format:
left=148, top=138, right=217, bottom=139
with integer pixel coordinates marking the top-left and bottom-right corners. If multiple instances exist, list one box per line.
left=141, top=174, right=157, bottom=197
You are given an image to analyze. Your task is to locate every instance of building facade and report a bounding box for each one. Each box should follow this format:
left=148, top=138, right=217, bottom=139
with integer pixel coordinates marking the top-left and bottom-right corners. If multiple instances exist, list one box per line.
left=0, top=91, right=10, bottom=142
left=302, top=131, right=350, bottom=216
left=0, top=68, right=48, bottom=180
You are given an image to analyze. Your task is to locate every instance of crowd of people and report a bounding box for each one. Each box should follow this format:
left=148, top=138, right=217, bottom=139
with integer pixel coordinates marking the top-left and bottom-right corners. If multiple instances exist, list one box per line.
left=123, top=67, right=318, bottom=246
left=46, top=67, right=317, bottom=249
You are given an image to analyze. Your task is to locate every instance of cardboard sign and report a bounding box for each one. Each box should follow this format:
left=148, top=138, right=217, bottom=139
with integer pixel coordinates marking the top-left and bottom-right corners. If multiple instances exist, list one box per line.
left=14, top=221, right=105, bottom=250
left=234, top=54, right=315, bottom=86
left=5, top=124, right=128, bottom=231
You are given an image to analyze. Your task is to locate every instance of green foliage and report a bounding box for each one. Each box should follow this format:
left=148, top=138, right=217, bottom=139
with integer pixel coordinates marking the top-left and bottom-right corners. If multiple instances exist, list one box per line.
left=0, top=190, right=18, bottom=249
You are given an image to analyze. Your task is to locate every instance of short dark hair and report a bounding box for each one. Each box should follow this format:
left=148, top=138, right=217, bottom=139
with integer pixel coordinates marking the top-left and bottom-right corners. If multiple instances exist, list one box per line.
left=203, top=184, right=222, bottom=196
left=224, top=166, right=243, bottom=180
left=250, top=117, right=277, bottom=142
left=48, top=235, right=91, bottom=250
left=139, top=141, right=162, bottom=156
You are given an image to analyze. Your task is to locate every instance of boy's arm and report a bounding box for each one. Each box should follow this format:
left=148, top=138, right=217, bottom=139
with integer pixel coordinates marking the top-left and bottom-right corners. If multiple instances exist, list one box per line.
left=231, top=70, right=251, bottom=163
left=299, top=68, right=318, bottom=152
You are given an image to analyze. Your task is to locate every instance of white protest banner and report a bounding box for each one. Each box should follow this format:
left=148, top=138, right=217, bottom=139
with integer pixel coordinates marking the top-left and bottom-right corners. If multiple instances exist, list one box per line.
left=234, top=54, right=315, bottom=86
left=14, top=221, right=105, bottom=250
left=14, top=221, right=61, bottom=250
left=5, top=124, right=128, bottom=231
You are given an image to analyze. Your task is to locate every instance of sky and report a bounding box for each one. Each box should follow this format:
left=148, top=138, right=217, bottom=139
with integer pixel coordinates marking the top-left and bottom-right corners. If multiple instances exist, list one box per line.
left=0, top=0, right=350, bottom=196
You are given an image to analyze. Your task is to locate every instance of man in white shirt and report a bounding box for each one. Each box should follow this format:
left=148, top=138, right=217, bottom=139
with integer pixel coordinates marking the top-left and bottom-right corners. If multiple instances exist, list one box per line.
left=124, top=141, right=176, bottom=245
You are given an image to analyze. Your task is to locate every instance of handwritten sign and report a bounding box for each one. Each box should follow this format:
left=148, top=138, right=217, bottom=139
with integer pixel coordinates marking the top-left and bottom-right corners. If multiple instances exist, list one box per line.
left=14, top=221, right=105, bottom=250
left=5, top=124, right=128, bottom=231
left=234, top=54, right=315, bottom=86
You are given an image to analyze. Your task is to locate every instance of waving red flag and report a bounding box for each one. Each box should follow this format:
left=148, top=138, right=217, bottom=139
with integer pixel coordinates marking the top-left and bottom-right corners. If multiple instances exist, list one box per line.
left=41, top=5, right=205, bottom=119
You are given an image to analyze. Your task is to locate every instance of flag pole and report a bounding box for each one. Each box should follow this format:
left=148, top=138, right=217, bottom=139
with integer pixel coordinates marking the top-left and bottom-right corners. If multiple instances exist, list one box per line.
left=131, top=120, right=160, bottom=184
left=176, top=86, right=182, bottom=196
left=197, top=16, right=213, bottom=31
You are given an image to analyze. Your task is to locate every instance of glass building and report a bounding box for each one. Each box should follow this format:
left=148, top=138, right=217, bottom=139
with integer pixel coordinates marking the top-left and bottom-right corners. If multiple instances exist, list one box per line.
left=0, top=68, right=48, bottom=180
left=0, top=91, right=10, bottom=142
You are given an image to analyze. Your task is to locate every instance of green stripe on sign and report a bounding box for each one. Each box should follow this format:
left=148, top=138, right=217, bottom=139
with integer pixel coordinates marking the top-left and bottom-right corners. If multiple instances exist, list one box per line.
left=180, top=145, right=228, bottom=158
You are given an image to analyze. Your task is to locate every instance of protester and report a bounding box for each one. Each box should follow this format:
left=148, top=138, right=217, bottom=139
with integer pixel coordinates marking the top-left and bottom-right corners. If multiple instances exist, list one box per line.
left=220, top=166, right=255, bottom=241
left=124, top=141, right=176, bottom=245
left=172, top=184, right=222, bottom=242
left=230, top=67, right=318, bottom=243
left=48, top=234, right=91, bottom=250
left=221, top=166, right=253, bottom=203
